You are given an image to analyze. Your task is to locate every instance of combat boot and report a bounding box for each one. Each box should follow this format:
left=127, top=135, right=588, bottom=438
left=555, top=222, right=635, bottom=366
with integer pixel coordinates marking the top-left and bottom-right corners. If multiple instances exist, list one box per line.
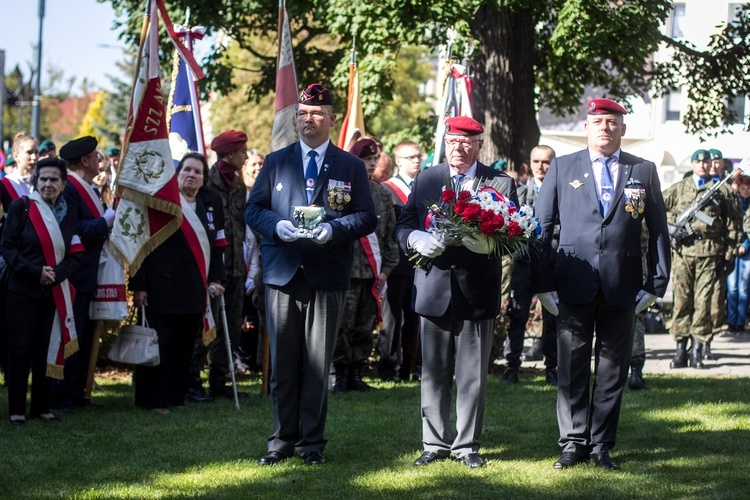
left=333, top=363, right=350, bottom=393
left=702, top=340, right=716, bottom=360
left=349, top=362, right=375, bottom=392
left=669, top=339, right=688, bottom=369
left=628, top=359, right=646, bottom=390
left=690, top=342, right=705, bottom=369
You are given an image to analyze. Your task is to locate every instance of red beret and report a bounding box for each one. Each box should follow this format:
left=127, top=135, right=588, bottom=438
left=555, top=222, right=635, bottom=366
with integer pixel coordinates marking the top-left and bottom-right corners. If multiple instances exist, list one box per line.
left=587, top=98, right=627, bottom=115
left=349, top=139, right=379, bottom=159
left=299, top=83, right=333, bottom=106
left=211, top=130, right=248, bottom=153
left=445, top=116, right=484, bottom=136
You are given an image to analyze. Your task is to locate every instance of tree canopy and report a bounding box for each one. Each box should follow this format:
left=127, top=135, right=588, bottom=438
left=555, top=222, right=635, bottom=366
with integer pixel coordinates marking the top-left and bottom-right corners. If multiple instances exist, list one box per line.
left=100, top=0, right=750, bottom=167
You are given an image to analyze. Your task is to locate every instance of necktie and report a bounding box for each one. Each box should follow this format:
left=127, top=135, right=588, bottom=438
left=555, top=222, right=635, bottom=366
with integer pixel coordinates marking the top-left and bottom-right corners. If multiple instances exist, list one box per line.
left=305, top=150, right=318, bottom=203
left=453, top=174, right=465, bottom=192
left=598, top=157, right=614, bottom=217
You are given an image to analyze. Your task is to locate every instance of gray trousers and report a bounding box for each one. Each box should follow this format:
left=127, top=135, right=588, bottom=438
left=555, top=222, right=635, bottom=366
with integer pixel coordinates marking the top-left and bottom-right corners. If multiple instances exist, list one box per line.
left=265, top=271, right=345, bottom=456
left=420, top=313, right=494, bottom=458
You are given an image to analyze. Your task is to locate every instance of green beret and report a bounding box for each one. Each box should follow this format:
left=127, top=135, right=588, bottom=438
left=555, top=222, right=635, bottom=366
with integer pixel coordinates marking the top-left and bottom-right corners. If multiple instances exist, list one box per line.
left=106, top=147, right=121, bottom=157
left=39, top=140, right=56, bottom=154
left=708, top=148, right=723, bottom=160
left=691, top=149, right=710, bottom=162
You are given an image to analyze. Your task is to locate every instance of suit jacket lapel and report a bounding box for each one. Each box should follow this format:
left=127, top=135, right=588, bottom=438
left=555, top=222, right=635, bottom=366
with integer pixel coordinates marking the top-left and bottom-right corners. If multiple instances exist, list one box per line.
left=608, top=153, right=634, bottom=220
left=314, top=140, right=335, bottom=203
left=289, top=143, right=307, bottom=203
left=578, top=151, right=601, bottom=211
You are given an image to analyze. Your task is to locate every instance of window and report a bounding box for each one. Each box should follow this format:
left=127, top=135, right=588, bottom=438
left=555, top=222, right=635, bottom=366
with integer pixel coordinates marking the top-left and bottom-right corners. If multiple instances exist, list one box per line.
left=669, top=4, right=686, bottom=38
left=665, top=90, right=681, bottom=122
left=728, top=3, right=744, bottom=24
left=727, top=94, right=747, bottom=125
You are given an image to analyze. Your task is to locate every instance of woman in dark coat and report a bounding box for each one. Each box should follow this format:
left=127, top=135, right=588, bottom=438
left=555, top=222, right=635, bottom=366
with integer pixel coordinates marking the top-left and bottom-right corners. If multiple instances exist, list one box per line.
left=130, top=153, right=227, bottom=413
left=1, top=158, right=82, bottom=425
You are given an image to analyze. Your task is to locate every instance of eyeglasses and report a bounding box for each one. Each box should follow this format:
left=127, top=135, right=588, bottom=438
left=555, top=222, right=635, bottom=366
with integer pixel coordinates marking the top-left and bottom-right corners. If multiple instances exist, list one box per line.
left=397, top=154, right=422, bottom=162
left=445, top=138, right=480, bottom=150
left=296, top=111, right=330, bottom=119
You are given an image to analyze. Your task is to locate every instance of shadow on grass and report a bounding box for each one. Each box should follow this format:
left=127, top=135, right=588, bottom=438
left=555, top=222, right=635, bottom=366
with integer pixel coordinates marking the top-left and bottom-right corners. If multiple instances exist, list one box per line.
left=0, top=372, right=749, bottom=498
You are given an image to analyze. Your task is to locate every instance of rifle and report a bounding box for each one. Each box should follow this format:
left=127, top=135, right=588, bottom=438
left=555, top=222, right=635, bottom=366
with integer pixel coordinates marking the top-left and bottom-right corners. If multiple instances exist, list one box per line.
left=668, top=160, right=748, bottom=248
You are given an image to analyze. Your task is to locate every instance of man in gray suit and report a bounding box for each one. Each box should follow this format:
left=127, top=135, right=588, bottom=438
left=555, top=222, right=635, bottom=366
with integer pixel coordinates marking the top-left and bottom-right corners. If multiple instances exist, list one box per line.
left=532, top=98, right=671, bottom=470
left=394, top=116, right=517, bottom=468
left=245, top=83, right=377, bottom=466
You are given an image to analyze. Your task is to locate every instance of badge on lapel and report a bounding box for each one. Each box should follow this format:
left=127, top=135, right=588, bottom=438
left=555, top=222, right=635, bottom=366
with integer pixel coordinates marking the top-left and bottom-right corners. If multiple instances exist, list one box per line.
left=570, top=180, right=584, bottom=189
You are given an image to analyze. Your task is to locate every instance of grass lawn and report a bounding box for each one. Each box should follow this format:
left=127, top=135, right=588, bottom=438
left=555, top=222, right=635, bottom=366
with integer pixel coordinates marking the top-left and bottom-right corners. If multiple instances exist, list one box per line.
left=1, top=369, right=749, bottom=499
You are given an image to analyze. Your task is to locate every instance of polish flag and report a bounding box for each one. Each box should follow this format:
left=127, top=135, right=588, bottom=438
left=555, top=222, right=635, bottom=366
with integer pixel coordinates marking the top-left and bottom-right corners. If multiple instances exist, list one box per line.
left=337, top=49, right=366, bottom=151
left=270, top=2, right=299, bottom=152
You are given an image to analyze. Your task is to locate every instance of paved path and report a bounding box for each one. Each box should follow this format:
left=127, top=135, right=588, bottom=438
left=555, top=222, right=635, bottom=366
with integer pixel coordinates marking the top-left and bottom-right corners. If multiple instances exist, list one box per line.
left=642, top=331, right=750, bottom=376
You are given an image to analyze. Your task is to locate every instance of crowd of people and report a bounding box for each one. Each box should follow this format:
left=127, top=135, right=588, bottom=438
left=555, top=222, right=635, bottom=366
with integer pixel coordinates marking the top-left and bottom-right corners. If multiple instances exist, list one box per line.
left=2, top=86, right=749, bottom=472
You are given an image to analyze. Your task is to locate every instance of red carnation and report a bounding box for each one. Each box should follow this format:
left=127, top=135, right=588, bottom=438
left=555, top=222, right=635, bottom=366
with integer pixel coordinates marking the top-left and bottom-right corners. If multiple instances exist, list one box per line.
left=462, top=203, right=482, bottom=222
left=441, top=189, right=456, bottom=203
left=507, top=221, right=522, bottom=237
left=458, top=190, right=472, bottom=201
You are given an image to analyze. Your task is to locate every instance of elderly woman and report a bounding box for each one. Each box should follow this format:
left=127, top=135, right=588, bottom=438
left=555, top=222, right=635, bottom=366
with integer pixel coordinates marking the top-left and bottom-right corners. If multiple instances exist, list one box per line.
left=1, top=158, right=83, bottom=425
left=130, top=153, right=227, bottom=414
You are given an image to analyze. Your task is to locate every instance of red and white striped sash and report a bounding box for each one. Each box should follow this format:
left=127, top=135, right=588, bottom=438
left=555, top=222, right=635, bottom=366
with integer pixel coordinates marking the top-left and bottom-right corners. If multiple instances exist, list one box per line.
left=67, top=171, right=105, bottom=217
left=1, top=175, right=30, bottom=201
left=359, top=233, right=384, bottom=322
left=27, top=191, right=82, bottom=379
left=382, top=176, right=411, bottom=204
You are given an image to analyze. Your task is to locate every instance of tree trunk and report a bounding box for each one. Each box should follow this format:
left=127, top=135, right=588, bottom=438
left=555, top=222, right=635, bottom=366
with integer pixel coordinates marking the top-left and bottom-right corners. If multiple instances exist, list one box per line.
left=472, top=4, right=540, bottom=172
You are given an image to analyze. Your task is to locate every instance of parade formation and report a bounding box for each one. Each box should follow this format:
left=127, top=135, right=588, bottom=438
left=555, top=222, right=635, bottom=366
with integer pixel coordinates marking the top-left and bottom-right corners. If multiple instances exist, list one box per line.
left=4, top=0, right=750, bottom=482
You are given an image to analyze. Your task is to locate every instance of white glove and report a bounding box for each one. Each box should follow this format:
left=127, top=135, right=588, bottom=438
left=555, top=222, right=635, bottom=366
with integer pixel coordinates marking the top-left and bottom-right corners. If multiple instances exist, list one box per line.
left=635, top=290, right=657, bottom=314
left=103, top=208, right=116, bottom=228
left=275, top=220, right=299, bottom=242
left=407, top=230, right=446, bottom=258
left=312, top=223, right=333, bottom=244
left=537, top=291, right=560, bottom=316
left=244, top=277, right=256, bottom=295
left=462, top=235, right=491, bottom=254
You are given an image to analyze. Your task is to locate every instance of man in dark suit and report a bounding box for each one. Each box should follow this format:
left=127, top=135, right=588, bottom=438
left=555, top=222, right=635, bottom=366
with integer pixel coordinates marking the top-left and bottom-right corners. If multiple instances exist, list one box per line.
left=532, top=98, right=671, bottom=470
left=394, top=116, right=517, bottom=469
left=245, top=83, right=377, bottom=466
left=53, top=136, right=115, bottom=409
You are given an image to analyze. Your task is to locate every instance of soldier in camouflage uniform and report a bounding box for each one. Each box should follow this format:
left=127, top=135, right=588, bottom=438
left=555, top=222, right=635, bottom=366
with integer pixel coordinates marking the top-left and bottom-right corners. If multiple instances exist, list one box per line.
left=663, top=149, right=740, bottom=369
left=202, top=131, right=250, bottom=397
left=705, top=149, right=742, bottom=358
left=333, top=139, right=400, bottom=392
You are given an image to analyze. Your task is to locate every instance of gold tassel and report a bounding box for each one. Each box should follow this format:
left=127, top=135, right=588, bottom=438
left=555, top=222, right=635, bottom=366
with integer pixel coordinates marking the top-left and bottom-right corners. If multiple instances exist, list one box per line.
left=203, top=326, right=217, bottom=346
left=64, top=337, right=79, bottom=359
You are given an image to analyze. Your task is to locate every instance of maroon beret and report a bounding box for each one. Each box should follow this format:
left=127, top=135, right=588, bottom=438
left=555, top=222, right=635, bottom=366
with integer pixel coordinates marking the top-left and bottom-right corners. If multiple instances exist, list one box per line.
left=349, top=139, right=379, bottom=159
left=299, top=83, right=333, bottom=106
left=445, top=116, right=484, bottom=136
left=211, top=130, right=248, bottom=153
left=587, top=98, right=627, bottom=115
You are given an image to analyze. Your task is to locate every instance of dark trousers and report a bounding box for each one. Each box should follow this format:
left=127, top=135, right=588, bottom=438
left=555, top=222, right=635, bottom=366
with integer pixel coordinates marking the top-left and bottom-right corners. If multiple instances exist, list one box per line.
left=51, top=291, right=94, bottom=406
left=379, top=272, right=420, bottom=377
left=504, top=260, right=557, bottom=369
left=6, top=291, right=55, bottom=417
left=134, top=311, right=202, bottom=409
left=265, top=271, right=345, bottom=456
left=334, top=278, right=376, bottom=365
left=556, top=293, right=634, bottom=455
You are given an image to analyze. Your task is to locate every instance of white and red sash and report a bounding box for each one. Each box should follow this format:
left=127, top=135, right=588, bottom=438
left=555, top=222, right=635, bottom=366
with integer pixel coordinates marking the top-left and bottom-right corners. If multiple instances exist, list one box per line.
left=1, top=175, right=30, bottom=201
left=359, top=233, right=384, bottom=322
left=67, top=171, right=105, bottom=218
left=27, top=191, right=82, bottom=379
left=382, top=176, right=411, bottom=204
left=180, top=194, right=219, bottom=344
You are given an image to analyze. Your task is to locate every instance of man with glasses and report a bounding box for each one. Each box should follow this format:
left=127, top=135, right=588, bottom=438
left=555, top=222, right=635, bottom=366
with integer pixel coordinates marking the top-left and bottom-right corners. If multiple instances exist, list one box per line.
left=379, top=140, right=423, bottom=382
left=246, top=83, right=376, bottom=466
left=394, top=116, right=517, bottom=468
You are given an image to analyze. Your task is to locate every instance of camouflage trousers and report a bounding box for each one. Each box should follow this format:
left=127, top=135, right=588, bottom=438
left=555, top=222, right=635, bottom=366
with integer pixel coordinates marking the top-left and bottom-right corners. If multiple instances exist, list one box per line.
left=671, top=252, right=720, bottom=343
left=710, top=265, right=730, bottom=337
left=333, top=278, right=377, bottom=364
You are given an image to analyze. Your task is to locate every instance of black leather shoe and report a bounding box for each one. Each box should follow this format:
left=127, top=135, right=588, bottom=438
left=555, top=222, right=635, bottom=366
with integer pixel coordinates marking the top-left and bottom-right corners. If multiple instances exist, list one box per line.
left=591, top=450, right=620, bottom=470
left=303, top=451, right=325, bottom=466
left=413, top=451, right=446, bottom=466
left=502, top=368, right=519, bottom=384
left=258, top=451, right=288, bottom=466
left=553, top=452, right=589, bottom=469
left=545, top=369, right=558, bottom=386
left=186, top=388, right=214, bottom=403
left=459, top=452, right=485, bottom=468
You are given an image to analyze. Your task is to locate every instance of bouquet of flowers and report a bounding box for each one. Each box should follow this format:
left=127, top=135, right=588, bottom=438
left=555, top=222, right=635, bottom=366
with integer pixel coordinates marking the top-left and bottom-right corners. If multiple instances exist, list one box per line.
left=411, top=176, right=540, bottom=270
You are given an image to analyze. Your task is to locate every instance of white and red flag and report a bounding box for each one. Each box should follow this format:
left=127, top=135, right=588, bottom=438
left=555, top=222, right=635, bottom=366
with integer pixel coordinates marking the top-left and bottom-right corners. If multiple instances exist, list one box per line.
left=110, top=0, right=183, bottom=274
left=270, top=1, right=299, bottom=152
left=337, top=46, right=366, bottom=151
